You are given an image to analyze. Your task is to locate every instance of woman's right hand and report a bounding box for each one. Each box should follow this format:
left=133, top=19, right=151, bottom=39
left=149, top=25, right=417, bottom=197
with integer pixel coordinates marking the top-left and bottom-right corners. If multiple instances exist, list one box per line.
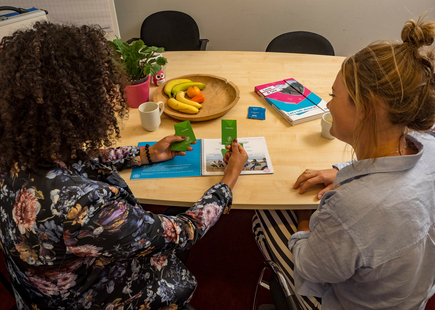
left=293, top=168, right=339, bottom=200
left=220, top=139, right=248, bottom=190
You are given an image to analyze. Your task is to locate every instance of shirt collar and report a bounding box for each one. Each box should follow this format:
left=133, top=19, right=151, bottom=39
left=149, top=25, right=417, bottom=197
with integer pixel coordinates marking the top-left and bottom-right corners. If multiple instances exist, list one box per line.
left=335, top=134, right=424, bottom=186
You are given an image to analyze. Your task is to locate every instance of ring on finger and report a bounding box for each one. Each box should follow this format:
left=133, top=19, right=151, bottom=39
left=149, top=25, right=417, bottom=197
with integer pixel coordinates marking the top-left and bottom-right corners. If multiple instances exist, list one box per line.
left=304, top=169, right=314, bottom=178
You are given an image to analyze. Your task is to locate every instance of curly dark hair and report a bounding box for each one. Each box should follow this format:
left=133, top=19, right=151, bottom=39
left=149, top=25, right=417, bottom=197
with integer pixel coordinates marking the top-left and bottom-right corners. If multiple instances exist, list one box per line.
left=0, top=22, right=130, bottom=173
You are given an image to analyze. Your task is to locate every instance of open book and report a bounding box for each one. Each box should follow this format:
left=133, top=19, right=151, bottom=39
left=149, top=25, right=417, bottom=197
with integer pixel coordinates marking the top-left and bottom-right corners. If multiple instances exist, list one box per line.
left=130, top=137, right=274, bottom=180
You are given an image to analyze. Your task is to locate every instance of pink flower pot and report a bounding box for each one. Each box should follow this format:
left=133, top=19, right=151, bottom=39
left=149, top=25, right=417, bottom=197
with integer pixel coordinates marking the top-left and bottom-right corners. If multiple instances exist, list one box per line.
left=123, top=76, right=151, bottom=108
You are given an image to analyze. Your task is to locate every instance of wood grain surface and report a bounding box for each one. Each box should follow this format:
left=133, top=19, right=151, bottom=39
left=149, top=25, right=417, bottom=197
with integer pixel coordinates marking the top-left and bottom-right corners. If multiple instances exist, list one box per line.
left=118, top=51, right=352, bottom=210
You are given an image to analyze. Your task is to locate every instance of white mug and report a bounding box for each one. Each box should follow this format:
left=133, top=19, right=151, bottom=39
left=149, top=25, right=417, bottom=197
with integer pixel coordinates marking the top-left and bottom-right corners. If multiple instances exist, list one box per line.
left=321, top=112, right=335, bottom=139
left=138, top=101, right=165, bottom=132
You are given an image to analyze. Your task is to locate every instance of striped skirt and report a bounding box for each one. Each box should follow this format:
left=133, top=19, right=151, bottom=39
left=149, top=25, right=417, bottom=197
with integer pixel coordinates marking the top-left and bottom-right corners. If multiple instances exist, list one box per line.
left=252, top=209, right=321, bottom=310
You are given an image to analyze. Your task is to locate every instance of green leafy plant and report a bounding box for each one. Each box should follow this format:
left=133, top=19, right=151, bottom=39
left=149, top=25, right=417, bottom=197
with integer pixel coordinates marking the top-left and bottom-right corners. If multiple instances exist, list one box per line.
left=110, top=38, right=168, bottom=82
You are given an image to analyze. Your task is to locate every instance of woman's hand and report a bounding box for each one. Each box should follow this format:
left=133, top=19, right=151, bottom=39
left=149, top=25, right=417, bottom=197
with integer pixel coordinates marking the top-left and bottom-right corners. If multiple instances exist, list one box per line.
left=293, top=168, right=339, bottom=200
left=220, top=139, right=249, bottom=190
left=141, top=135, right=197, bottom=164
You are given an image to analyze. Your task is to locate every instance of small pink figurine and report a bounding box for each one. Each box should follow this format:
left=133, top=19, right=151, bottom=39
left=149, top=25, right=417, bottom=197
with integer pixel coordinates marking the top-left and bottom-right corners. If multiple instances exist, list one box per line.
left=152, top=71, right=165, bottom=86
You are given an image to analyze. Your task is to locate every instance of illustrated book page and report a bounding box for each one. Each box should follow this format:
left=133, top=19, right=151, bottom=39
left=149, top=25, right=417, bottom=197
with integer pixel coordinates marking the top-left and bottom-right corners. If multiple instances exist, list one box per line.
left=130, top=137, right=273, bottom=179
left=201, top=137, right=274, bottom=176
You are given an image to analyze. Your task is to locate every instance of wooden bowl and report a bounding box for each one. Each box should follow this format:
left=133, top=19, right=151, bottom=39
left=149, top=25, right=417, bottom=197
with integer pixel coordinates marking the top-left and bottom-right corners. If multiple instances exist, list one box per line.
left=153, top=74, right=240, bottom=122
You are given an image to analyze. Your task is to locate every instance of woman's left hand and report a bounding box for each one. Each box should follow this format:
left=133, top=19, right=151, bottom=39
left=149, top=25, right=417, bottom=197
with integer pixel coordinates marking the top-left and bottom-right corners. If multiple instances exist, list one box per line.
left=141, top=135, right=196, bottom=164
left=293, top=168, right=339, bottom=200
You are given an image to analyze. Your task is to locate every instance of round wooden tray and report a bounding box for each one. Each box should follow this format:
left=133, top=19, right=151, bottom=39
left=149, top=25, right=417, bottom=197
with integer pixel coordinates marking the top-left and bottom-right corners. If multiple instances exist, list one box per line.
left=153, top=74, right=240, bottom=122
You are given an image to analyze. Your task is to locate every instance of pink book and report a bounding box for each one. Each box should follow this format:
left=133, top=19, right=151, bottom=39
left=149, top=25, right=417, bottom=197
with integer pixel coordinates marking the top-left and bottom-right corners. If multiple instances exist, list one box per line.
left=254, top=79, right=328, bottom=125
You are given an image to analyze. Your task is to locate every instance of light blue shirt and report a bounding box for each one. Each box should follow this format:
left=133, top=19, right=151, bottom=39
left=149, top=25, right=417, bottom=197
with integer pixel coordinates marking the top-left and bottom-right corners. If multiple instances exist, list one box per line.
left=289, top=133, right=435, bottom=310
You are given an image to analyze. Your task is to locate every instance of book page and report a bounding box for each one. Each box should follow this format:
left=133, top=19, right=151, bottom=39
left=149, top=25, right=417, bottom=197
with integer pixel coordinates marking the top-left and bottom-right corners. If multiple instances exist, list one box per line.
left=201, top=137, right=274, bottom=176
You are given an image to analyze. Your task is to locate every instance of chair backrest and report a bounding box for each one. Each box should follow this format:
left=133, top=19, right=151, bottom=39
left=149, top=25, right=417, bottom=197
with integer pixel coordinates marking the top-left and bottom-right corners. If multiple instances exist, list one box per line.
left=140, top=11, right=202, bottom=51
left=266, top=31, right=335, bottom=56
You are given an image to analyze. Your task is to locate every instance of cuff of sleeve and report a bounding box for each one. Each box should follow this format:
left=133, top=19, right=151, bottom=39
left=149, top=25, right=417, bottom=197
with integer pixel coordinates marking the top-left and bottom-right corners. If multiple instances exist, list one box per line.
left=131, top=146, right=143, bottom=167
left=288, top=231, right=311, bottom=253
left=131, top=156, right=142, bottom=167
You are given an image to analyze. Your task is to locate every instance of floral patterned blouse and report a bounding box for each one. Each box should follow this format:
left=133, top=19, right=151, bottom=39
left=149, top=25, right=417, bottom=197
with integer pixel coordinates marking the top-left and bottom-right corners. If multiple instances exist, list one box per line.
left=0, top=146, right=232, bottom=310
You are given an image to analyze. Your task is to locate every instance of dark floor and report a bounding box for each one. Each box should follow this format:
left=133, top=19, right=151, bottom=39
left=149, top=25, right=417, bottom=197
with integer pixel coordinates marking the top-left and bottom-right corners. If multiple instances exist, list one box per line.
left=149, top=205, right=274, bottom=310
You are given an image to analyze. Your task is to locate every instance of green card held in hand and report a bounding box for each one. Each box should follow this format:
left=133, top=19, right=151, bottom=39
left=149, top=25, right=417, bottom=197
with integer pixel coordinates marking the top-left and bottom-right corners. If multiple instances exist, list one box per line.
left=171, top=121, right=197, bottom=152
left=221, top=143, right=243, bottom=156
left=222, top=119, right=237, bottom=146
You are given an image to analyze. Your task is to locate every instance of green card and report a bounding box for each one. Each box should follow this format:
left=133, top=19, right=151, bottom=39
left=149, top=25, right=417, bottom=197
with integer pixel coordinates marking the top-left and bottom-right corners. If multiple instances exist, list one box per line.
left=221, top=143, right=243, bottom=156
left=171, top=121, right=197, bottom=152
left=222, top=119, right=237, bottom=146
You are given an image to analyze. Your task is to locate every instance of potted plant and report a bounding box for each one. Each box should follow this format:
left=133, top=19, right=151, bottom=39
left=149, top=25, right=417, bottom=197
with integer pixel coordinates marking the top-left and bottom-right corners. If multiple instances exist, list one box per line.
left=110, top=38, right=168, bottom=108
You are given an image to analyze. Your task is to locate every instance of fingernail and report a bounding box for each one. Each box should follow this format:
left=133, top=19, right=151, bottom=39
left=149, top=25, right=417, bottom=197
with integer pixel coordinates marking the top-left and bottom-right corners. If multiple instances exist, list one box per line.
left=181, top=136, right=186, bottom=139
left=234, top=139, right=238, bottom=143
left=318, top=194, right=323, bottom=199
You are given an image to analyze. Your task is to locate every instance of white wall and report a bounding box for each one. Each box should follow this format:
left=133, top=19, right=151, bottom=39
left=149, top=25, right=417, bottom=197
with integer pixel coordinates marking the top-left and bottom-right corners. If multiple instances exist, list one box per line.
left=114, top=1, right=434, bottom=56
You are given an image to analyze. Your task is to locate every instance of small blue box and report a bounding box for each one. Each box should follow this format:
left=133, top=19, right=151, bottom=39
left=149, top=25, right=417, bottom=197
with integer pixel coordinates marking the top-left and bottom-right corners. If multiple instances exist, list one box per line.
left=248, top=107, right=266, bottom=120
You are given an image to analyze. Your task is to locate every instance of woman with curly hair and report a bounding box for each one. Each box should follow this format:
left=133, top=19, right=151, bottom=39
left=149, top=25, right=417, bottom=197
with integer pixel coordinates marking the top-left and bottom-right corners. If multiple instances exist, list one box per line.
left=0, top=22, right=248, bottom=310
left=253, top=15, right=435, bottom=310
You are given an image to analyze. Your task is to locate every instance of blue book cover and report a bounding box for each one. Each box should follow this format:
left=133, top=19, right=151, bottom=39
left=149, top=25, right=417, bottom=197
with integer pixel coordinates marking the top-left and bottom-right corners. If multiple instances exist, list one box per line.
left=130, top=140, right=202, bottom=179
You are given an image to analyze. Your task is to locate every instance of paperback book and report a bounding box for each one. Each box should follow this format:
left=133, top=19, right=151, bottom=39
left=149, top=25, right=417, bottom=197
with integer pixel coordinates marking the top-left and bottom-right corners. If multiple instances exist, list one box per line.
left=254, top=78, right=328, bottom=125
left=130, top=137, right=274, bottom=180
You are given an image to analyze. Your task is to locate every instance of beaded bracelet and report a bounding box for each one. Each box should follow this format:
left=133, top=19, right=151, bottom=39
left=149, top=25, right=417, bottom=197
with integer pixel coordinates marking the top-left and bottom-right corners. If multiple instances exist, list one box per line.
left=145, top=144, right=153, bottom=165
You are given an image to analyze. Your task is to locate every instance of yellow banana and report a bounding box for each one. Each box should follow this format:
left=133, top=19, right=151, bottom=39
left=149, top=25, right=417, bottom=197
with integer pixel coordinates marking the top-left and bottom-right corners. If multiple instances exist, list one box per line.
left=175, top=91, right=203, bottom=109
left=164, top=79, right=192, bottom=97
left=171, top=82, right=206, bottom=98
left=168, top=98, right=199, bottom=114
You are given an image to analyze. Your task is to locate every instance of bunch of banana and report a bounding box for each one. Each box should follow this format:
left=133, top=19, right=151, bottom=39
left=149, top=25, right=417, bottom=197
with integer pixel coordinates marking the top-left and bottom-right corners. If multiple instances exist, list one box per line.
left=167, top=91, right=203, bottom=114
left=163, top=79, right=206, bottom=98
left=163, top=78, right=207, bottom=114
left=176, top=91, right=202, bottom=109
left=168, top=98, right=198, bottom=114
left=164, top=79, right=192, bottom=97
left=172, top=82, right=206, bottom=97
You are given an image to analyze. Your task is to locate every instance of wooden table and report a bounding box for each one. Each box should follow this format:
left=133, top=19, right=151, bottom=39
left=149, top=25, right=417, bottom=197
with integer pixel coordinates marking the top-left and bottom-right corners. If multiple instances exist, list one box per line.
left=117, top=51, right=352, bottom=210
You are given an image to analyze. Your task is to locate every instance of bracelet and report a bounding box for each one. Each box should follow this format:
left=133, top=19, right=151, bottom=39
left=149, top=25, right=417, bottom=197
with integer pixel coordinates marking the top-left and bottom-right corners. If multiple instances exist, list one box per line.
left=145, top=144, right=153, bottom=165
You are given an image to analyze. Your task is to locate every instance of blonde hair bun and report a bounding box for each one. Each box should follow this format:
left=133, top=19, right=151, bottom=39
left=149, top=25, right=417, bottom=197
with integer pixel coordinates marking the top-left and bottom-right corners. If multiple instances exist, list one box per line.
left=401, top=17, right=435, bottom=48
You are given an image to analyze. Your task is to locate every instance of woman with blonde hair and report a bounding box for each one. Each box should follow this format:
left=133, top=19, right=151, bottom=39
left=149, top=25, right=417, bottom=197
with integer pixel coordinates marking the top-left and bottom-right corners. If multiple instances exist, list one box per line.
left=253, top=15, right=435, bottom=310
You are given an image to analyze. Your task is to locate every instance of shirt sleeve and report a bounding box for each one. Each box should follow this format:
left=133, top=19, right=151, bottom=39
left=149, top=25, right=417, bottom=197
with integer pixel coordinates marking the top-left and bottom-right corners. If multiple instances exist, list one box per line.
left=288, top=205, right=363, bottom=296
left=63, top=182, right=232, bottom=260
left=89, top=146, right=142, bottom=172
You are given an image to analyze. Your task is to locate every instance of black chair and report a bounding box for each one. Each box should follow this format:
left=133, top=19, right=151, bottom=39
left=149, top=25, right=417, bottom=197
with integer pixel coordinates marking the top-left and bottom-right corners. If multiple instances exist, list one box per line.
left=134, top=11, right=208, bottom=51
left=266, top=31, right=334, bottom=56
left=252, top=212, right=305, bottom=310
left=253, top=260, right=303, bottom=310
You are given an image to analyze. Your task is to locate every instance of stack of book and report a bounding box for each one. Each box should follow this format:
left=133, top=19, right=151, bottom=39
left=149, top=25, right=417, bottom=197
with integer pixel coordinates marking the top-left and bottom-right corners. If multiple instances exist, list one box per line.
left=254, top=78, right=328, bottom=125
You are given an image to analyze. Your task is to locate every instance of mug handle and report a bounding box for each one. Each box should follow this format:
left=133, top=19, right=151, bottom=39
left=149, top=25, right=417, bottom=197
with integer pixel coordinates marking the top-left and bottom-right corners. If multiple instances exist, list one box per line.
left=157, top=101, right=165, bottom=116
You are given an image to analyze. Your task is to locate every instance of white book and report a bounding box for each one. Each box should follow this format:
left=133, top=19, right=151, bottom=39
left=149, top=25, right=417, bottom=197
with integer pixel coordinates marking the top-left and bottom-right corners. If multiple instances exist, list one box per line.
left=201, top=137, right=274, bottom=176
